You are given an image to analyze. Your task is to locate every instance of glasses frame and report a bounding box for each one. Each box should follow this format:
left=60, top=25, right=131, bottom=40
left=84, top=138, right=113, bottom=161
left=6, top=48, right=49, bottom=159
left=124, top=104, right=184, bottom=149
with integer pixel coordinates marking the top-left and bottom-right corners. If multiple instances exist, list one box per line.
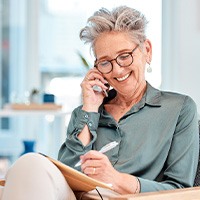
left=94, top=45, right=139, bottom=74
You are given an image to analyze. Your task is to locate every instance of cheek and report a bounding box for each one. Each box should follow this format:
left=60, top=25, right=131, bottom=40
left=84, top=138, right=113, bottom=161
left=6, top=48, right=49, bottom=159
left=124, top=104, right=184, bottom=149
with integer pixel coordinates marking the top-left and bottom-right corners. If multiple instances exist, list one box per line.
left=131, top=63, right=146, bottom=81
left=134, top=56, right=146, bottom=74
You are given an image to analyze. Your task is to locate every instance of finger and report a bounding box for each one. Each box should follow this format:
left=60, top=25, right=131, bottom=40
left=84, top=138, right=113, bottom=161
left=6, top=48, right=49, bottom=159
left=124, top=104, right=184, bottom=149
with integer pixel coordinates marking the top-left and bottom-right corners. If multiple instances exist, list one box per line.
left=82, top=80, right=108, bottom=94
left=81, top=158, right=102, bottom=170
left=83, top=166, right=98, bottom=175
left=85, top=70, right=107, bottom=84
left=80, top=151, right=104, bottom=168
left=81, top=151, right=109, bottom=167
left=81, top=80, right=106, bottom=92
left=93, top=79, right=108, bottom=90
left=82, top=150, right=106, bottom=160
left=84, top=76, right=91, bottom=81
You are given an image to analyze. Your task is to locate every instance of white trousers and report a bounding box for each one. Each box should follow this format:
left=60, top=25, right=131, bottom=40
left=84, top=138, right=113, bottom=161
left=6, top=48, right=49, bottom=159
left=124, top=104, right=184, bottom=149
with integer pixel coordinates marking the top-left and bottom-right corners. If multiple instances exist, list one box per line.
left=0, top=153, right=120, bottom=200
left=0, top=153, right=76, bottom=200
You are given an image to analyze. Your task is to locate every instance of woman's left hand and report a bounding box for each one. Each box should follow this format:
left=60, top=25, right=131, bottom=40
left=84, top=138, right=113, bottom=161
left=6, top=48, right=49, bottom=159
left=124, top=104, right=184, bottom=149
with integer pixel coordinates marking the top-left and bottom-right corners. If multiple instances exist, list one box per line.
left=80, top=150, right=140, bottom=194
left=80, top=150, right=120, bottom=190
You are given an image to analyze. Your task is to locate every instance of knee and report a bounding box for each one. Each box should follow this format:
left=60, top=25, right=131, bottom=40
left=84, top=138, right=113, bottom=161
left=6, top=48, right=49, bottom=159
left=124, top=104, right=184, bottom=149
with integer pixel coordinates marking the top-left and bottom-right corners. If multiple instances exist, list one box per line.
left=14, top=153, right=45, bottom=167
left=6, top=153, right=49, bottom=177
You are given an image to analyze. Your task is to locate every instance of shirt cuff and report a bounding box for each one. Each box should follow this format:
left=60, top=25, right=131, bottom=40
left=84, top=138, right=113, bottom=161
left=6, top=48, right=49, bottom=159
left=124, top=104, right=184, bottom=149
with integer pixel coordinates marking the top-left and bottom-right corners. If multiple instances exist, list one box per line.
left=138, top=177, right=175, bottom=193
left=74, top=109, right=100, bottom=132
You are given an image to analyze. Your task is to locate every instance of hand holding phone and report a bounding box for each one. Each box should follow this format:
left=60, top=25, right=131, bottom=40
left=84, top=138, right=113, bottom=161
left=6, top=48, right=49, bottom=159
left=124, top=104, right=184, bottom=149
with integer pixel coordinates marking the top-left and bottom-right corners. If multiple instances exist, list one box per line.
left=92, top=85, right=108, bottom=97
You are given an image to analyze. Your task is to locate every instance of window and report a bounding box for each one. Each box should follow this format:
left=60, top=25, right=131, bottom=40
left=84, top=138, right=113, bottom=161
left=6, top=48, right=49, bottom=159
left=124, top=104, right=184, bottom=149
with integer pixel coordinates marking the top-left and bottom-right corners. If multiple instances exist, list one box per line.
left=0, top=0, right=162, bottom=159
left=0, top=0, right=162, bottom=115
left=0, top=0, right=10, bottom=129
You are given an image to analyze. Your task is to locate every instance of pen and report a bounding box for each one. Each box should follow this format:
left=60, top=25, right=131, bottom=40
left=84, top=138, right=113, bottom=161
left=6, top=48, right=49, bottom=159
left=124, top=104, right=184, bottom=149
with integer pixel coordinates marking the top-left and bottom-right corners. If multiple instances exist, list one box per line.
left=74, top=141, right=119, bottom=167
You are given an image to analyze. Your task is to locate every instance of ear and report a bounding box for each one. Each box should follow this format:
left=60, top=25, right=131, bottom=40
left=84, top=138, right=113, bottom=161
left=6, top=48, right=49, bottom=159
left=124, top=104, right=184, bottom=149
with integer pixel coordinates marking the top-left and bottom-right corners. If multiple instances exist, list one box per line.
left=144, top=39, right=152, bottom=64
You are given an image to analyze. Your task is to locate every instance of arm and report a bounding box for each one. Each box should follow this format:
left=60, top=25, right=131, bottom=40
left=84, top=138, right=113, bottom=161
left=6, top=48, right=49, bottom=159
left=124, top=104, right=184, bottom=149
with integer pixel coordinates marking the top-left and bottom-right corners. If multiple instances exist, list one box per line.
left=58, top=107, right=100, bottom=168
left=58, top=68, right=108, bottom=167
left=77, top=68, right=108, bottom=146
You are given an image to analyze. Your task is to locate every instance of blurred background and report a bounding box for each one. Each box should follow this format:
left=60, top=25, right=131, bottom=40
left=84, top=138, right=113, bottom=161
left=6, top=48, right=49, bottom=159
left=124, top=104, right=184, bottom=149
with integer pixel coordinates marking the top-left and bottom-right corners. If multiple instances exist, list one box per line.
left=0, top=0, right=199, bottom=177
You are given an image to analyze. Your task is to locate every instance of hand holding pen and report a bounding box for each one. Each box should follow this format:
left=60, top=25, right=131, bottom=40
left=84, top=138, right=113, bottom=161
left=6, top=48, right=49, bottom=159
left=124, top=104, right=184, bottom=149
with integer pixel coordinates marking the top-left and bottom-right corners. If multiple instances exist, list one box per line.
left=74, top=141, right=119, bottom=167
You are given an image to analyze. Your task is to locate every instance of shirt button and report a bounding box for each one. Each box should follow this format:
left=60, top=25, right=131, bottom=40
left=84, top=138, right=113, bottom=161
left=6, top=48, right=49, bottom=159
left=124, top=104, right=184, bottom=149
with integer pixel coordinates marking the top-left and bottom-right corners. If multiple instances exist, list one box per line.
left=84, top=114, right=89, bottom=119
left=68, top=135, right=72, bottom=139
left=88, top=122, right=92, bottom=127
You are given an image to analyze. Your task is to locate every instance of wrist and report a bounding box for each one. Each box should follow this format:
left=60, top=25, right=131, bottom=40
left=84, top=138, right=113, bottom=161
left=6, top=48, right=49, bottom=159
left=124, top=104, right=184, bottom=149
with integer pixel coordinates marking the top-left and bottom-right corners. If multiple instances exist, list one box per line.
left=82, top=105, right=99, bottom=112
left=134, top=177, right=140, bottom=194
left=112, top=173, right=140, bottom=195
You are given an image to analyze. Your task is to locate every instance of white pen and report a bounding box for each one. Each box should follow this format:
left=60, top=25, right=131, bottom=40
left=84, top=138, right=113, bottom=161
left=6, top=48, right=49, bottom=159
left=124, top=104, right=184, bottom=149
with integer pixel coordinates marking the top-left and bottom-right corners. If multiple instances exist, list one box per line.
left=74, top=141, right=119, bottom=167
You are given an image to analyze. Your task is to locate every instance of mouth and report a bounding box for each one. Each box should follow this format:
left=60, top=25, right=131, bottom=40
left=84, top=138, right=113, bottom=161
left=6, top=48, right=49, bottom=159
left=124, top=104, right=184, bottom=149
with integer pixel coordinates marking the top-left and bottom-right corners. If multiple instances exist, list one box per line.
left=116, top=72, right=131, bottom=82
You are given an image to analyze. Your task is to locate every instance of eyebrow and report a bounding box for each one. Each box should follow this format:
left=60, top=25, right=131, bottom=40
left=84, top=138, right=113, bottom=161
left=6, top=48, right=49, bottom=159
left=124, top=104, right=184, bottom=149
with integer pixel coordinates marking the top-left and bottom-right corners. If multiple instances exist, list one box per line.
left=96, top=48, right=133, bottom=61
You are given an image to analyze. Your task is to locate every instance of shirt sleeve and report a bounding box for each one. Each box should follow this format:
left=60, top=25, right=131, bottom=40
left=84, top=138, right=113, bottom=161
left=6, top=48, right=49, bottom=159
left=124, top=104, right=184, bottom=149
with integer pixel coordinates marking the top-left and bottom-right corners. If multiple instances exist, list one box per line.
left=139, top=96, right=199, bottom=192
left=58, top=106, right=100, bottom=169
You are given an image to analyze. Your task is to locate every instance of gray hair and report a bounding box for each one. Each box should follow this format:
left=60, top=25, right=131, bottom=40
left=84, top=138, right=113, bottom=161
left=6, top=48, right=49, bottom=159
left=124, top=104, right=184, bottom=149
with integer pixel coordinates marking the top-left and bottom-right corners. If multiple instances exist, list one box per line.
left=80, top=6, right=148, bottom=51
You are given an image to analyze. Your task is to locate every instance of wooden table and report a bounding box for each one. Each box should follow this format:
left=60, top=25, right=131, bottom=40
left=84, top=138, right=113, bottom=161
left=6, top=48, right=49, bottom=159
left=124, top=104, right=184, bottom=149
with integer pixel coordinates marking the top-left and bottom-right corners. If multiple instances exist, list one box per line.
left=109, top=187, right=200, bottom=200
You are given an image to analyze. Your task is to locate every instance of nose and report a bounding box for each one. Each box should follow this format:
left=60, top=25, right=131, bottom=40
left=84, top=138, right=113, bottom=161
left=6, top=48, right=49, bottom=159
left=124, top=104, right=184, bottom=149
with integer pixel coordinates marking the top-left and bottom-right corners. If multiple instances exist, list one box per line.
left=111, top=60, right=124, bottom=74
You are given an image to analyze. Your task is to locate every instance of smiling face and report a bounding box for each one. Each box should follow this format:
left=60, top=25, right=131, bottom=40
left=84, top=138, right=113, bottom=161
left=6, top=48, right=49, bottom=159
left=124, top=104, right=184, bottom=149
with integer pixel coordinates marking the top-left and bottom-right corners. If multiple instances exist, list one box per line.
left=94, top=31, right=152, bottom=97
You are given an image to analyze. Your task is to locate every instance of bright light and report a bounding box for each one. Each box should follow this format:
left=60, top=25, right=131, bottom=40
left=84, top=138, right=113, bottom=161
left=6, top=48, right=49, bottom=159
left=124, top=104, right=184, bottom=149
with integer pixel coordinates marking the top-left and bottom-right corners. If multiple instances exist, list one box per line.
left=48, top=77, right=83, bottom=111
left=45, top=115, right=55, bottom=123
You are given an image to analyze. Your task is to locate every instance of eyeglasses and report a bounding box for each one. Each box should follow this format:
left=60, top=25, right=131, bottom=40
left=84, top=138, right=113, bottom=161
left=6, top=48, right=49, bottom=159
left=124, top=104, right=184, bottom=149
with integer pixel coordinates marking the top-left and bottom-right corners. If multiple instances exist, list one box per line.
left=94, top=45, right=139, bottom=74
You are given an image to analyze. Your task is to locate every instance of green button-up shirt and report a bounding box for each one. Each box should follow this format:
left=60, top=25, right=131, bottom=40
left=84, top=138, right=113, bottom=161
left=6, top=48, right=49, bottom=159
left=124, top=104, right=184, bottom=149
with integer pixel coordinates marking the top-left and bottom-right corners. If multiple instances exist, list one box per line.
left=58, top=82, right=199, bottom=193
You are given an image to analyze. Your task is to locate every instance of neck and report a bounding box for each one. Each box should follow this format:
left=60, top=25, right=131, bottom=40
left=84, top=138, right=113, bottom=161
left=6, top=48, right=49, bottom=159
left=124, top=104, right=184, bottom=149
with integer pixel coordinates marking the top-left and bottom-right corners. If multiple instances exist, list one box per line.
left=113, top=82, right=147, bottom=107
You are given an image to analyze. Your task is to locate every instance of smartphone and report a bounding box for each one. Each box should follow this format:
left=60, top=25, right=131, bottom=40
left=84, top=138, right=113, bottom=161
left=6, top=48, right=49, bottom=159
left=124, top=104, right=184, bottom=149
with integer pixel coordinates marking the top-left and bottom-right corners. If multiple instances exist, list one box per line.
left=92, top=84, right=109, bottom=97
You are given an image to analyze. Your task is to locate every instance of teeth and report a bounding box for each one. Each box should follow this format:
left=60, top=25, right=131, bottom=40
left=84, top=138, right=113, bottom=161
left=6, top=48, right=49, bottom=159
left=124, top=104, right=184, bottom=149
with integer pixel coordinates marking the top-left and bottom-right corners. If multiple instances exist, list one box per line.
left=116, top=73, right=130, bottom=81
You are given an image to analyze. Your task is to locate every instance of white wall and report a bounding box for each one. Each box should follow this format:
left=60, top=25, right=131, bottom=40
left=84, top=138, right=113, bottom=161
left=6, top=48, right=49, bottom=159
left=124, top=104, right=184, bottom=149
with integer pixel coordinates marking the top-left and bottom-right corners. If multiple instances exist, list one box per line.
left=161, top=0, right=200, bottom=114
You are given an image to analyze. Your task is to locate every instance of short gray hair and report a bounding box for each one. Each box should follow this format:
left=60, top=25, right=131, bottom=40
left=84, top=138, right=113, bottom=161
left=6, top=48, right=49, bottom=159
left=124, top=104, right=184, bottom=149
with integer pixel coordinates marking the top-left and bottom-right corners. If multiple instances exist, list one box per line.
left=80, top=6, right=148, bottom=51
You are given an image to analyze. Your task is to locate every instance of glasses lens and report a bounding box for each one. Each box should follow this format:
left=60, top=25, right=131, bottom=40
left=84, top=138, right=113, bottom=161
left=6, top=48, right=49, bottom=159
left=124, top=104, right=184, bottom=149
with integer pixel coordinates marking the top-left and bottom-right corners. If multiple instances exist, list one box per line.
left=116, top=53, right=133, bottom=67
left=97, top=61, right=112, bottom=74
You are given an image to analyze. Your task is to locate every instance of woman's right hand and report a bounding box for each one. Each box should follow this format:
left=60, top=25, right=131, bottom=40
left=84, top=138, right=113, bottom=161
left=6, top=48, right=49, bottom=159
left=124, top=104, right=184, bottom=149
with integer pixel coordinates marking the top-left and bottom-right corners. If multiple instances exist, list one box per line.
left=81, top=68, right=108, bottom=112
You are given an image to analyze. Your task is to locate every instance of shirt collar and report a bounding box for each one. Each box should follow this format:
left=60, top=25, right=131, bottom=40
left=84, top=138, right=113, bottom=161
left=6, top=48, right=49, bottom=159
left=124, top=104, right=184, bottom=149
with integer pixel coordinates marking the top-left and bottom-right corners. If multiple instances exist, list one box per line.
left=144, top=82, right=162, bottom=107
left=100, top=81, right=161, bottom=113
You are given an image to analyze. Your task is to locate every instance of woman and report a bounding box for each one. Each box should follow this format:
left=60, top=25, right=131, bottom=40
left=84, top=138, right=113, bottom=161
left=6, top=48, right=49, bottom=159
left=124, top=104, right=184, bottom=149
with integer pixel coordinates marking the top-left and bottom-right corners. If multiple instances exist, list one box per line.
left=1, top=5, right=199, bottom=200
left=58, top=4, right=199, bottom=192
